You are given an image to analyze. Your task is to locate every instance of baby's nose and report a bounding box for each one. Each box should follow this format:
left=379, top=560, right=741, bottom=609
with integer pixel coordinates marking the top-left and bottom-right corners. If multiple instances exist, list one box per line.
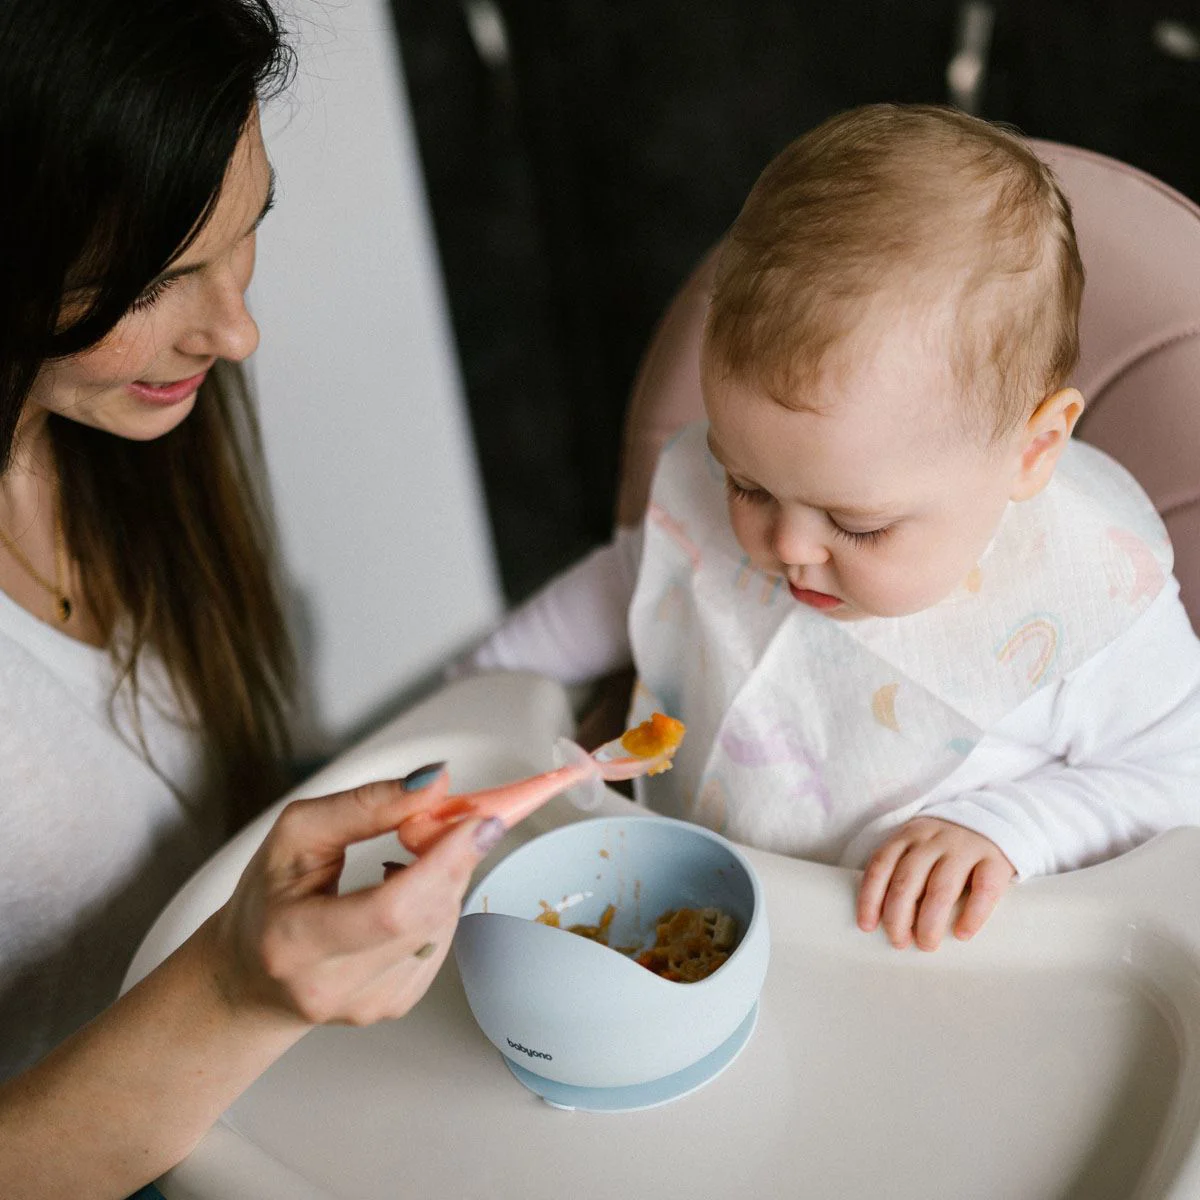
left=770, top=510, right=830, bottom=568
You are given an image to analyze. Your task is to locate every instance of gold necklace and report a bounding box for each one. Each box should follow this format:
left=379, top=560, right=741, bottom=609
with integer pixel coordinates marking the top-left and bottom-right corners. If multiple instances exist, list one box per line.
left=0, top=502, right=73, bottom=623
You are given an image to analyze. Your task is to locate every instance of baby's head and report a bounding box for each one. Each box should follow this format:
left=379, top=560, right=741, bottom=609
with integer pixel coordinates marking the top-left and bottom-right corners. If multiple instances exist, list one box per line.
left=701, top=104, right=1085, bottom=620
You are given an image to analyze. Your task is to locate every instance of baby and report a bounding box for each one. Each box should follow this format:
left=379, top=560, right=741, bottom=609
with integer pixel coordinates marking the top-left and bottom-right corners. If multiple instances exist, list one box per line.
left=465, top=104, right=1200, bottom=951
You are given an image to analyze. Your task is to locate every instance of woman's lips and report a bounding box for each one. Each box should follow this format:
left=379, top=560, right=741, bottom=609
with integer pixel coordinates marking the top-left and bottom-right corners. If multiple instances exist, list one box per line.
left=788, top=581, right=844, bottom=610
left=128, top=370, right=208, bottom=405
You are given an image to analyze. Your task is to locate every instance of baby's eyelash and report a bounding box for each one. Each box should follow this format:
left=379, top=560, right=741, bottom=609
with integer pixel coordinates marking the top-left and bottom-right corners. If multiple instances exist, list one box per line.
left=129, top=275, right=181, bottom=313
left=725, top=476, right=770, bottom=505
left=831, top=522, right=891, bottom=547
left=725, top=472, right=891, bottom=545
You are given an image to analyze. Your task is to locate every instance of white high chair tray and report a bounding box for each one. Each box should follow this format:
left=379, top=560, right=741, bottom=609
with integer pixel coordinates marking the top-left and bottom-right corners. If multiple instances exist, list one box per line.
left=123, top=672, right=1200, bottom=1200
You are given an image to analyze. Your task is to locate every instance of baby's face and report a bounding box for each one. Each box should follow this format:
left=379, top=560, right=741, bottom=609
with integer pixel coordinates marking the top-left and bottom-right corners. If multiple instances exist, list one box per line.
left=703, top=323, right=1028, bottom=621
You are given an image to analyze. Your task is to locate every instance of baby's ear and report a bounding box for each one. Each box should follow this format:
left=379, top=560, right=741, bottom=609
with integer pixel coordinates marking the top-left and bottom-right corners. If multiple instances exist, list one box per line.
left=1009, top=388, right=1085, bottom=502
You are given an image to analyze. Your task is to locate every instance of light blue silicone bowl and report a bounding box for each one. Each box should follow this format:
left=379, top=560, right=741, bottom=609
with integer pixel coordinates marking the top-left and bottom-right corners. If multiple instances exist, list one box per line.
left=454, top=815, right=769, bottom=1095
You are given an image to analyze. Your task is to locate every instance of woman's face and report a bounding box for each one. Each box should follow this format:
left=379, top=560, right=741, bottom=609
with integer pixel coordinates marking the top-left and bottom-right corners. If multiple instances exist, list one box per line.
left=25, top=116, right=273, bottom=443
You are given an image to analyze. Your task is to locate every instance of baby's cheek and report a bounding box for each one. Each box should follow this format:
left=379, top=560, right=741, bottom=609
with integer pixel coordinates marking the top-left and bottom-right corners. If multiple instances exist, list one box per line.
left=906, top=550, right=982, bottom=611
left=849, top=548, right=964, bottom=617
left=727, top=505, right=768, bottom=563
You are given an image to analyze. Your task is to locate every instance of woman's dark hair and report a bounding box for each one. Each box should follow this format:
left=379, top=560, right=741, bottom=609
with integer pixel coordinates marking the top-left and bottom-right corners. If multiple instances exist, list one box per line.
left=0, top=0, right=297, bottom=829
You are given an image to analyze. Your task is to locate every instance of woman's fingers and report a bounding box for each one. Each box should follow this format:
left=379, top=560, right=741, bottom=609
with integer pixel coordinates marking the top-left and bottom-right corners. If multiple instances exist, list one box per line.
left=264, top=766, right=452, bottom=883
left=268, top=814, right=508, bottom=962
left=404, top=811, right=508, bottom=883
left=267, top=906, right=461, bottom=1027
left=217, top=768, right=516, bottom=1026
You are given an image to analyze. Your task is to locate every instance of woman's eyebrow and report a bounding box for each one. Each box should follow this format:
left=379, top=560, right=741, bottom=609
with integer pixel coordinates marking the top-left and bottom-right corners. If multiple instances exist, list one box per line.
left=143, top=168, right=277, bottom=289
left=252, top=166, right=278, bottom=232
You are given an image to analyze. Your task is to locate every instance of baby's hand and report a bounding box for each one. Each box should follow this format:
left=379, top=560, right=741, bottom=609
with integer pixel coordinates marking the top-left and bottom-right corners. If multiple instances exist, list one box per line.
left=856, top=817, right=1015, bottom=951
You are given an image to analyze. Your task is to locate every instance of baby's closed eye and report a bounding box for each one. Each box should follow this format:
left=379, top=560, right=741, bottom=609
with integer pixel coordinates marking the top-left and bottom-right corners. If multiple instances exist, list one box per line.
left=724, top=475, right=771, bottom=505
left=830, top=521, right=892, bottom=547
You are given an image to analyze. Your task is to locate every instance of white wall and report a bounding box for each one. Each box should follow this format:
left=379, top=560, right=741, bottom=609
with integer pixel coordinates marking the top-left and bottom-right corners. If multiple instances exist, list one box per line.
left=248, top=0, right=502, bottom=748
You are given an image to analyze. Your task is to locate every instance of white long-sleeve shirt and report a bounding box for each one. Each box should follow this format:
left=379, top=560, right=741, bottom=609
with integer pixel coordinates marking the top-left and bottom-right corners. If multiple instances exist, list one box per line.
left=466, top=526, right=1200, bottom=879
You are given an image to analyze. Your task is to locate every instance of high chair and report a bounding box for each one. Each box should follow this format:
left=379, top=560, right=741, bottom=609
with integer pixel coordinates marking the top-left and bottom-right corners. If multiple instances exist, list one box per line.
left=615, top=141, right=1200, bottom=629
left=124, top=145, right=1200, bottom=1200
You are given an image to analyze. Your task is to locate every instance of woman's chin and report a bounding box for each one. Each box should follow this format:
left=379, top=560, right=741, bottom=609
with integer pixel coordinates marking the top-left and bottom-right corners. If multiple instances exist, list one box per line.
left=114, top=391, right=198, bottom=439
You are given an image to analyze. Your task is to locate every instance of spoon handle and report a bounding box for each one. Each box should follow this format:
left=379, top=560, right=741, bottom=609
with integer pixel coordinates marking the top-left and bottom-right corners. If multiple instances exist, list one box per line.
left=395, top=730, right=677, bottom=856
left=397, top=760, right=596, bottom=855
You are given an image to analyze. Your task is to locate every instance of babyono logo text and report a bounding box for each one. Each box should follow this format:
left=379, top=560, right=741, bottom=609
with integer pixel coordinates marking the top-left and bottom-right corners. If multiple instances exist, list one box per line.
left=507, top=1036, right=553, bottom=1061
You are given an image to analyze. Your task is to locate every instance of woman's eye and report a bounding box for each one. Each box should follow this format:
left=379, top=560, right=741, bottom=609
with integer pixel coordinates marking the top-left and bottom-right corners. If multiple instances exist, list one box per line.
left=831, top=522, right=891, bottom=547
left=129, top=275, right=181, bottom=313
left=725, top=476, right=770, bottom=505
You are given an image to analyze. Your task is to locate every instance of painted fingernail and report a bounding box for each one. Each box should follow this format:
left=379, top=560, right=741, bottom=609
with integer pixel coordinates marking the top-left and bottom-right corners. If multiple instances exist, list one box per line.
left=382, top=861, right=407, bottom=879
left=474, top=817, right=506, bottom=854
left=401, top=762, right=446, bottom=791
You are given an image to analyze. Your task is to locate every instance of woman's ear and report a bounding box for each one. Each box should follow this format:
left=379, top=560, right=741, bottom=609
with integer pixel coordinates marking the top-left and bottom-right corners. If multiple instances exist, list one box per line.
left=1010, top=387, right=1085, bottom=502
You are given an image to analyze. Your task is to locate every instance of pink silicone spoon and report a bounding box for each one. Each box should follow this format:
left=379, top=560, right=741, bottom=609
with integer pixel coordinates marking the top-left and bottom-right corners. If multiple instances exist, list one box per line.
left=396, top=724, right=683, bottom=856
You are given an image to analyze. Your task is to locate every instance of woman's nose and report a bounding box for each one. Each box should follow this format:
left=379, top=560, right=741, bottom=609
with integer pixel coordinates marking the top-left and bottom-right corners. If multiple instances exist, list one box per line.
left=177, top=273, right=260, bottom=363
left=770, top=509, right=830, bottom=567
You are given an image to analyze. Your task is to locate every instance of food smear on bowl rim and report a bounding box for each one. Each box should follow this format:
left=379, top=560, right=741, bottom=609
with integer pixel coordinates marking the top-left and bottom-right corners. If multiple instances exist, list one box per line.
left=535, top=900, right=737, bottom=983
left=619, top=712, right=686, bottom=775
left=536, top=900, right=619, bottom=943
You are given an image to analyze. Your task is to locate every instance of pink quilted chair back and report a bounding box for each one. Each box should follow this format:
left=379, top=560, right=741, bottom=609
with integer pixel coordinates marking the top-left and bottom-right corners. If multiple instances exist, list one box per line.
left=616, top=141, right=1200, bottom=630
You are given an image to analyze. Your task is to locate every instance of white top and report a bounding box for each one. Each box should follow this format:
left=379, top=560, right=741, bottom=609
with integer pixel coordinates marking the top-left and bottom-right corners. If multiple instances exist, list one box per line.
left=0, top=591, right=219, bottom=1081
left=466, top=443, right=1200, bottom=881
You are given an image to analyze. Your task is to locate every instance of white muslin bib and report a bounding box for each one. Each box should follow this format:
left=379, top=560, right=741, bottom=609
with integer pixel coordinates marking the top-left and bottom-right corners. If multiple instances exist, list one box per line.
left=627, top=422, right=1173, bottom=864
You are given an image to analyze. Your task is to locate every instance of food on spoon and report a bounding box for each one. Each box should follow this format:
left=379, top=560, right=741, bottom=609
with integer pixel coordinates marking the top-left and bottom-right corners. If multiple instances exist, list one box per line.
left=537, top=899, right=736, bottom=983
left=619, top=712, right=686, bottom=775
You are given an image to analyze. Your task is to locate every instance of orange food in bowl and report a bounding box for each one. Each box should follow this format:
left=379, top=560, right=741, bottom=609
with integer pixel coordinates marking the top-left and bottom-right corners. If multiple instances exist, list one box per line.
left=537, top=900, right=736, bottom=984
left=620, top=712, right=686, bottom=774
left=635, top=907, right=736, bottom=983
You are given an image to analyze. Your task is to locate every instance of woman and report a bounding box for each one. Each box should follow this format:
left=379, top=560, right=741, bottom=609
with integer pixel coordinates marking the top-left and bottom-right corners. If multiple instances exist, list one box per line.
left=0, top=1, right=506, bottom=1194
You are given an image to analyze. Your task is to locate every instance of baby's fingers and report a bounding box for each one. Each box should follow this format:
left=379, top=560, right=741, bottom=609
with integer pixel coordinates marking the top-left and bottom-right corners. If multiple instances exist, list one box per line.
left=913, top=856, right=974, bottom=952
left=953, top=858, right=1014, bottom=942
left=857, top=837, right=912, bottom=933
left=878, top=848, right=943, bottom=950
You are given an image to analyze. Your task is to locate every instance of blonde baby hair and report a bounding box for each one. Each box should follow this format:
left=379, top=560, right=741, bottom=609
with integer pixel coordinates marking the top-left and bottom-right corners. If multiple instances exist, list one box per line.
left=704, top=103, right=1085, bottom=441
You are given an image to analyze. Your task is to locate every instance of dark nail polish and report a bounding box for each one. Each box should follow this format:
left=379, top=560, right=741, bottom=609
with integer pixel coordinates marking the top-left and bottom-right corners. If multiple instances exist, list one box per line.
left=474, top=817, right=506, bottom=854
left=382, top=861, right=408, bottom=879
left=401, top=761, right=446, bottom=791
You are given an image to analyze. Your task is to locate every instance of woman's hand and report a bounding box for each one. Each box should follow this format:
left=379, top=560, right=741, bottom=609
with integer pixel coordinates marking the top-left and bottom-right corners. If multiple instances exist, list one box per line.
left=0, top=764, right=507, bottom=1198
left=209, top=764, right=506, bottom=1028
left=856, top=817, right=1016, bottom=952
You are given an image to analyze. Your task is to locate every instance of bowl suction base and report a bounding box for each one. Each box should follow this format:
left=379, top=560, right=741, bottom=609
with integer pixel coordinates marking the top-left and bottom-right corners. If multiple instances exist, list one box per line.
left=502, top=1002, right=759, bottom=1113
